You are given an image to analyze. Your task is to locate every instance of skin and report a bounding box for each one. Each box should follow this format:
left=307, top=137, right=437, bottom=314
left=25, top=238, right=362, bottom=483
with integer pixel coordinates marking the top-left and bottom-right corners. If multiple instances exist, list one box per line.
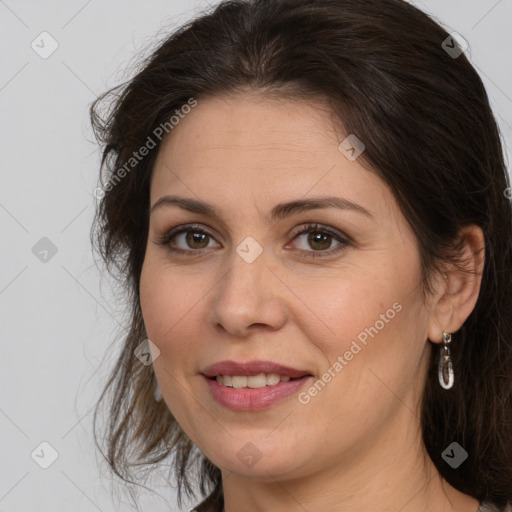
left=139, top=93, right=485, bottom=512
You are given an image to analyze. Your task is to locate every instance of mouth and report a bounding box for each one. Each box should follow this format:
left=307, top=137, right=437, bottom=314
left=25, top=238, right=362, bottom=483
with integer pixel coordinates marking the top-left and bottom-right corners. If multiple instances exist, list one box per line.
left=202, top=359, right=313, bottom=381
left=201, top=360, right=314, bottom=411
left=207, top=373, right=305, bottom=389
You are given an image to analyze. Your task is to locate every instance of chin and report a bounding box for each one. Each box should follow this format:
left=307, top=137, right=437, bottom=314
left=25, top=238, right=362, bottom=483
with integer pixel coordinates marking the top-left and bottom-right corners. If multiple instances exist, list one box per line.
left=205, top=440, right=312, bottom=480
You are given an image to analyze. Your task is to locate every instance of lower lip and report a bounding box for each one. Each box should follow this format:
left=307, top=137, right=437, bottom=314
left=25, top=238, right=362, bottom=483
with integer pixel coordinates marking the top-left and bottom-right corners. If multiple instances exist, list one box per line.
left=203, top=375, right=313, bottom=411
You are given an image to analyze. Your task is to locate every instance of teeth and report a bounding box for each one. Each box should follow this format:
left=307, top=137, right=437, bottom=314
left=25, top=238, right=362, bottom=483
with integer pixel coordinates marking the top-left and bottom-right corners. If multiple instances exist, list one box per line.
left=215, top=373, right=293, bottom=388
left=266, top=374, right=281, bottom=386
left=232, top=376, right=247, bottom=389
left=247, top=374, right=266, bottom=388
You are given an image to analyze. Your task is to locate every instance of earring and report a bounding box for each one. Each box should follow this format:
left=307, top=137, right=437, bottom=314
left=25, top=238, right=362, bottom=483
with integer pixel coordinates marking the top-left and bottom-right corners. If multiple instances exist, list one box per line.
left=438, top=331, right=454, bottom=390
left=154, top=383, right=162, bottom=402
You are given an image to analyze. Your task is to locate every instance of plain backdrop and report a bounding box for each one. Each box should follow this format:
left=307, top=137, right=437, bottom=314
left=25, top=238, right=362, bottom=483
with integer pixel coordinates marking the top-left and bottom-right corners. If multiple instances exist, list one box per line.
left=1, top=1, right=511, bottom=511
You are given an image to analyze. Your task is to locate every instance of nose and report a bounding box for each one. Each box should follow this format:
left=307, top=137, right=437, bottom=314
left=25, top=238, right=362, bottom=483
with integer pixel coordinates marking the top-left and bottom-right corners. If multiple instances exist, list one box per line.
left=207, top=247, right=288, bottom=338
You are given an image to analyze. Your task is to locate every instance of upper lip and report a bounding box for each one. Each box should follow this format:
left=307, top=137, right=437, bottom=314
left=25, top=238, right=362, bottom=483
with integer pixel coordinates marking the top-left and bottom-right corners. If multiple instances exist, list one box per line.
left=202, top=360, right=312, bottom=379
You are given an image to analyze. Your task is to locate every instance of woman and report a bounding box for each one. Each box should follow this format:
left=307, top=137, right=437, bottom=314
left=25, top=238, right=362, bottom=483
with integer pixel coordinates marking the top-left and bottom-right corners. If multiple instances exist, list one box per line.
left=90, top=0, right=512, bottom=510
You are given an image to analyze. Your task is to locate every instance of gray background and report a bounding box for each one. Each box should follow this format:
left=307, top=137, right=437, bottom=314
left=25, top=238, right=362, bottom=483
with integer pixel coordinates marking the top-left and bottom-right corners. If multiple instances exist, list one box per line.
left=0, top=1, right=511, bottom=511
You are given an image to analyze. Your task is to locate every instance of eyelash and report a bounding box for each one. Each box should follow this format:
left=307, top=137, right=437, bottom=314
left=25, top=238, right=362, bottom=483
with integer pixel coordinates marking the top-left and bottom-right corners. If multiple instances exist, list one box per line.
left=155, top=223, right=350, bottom=259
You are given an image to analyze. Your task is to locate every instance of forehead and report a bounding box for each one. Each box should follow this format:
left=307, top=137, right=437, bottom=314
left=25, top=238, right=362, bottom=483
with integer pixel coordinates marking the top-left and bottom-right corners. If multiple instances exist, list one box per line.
left=156, top=94, right=339, bottom=162
left=150, top=94, right=395, bottom=221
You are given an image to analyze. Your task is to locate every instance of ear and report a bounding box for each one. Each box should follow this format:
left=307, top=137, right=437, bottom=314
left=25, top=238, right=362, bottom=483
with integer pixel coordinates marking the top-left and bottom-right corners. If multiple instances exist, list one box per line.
left=427, top=225, right=485, bottom=344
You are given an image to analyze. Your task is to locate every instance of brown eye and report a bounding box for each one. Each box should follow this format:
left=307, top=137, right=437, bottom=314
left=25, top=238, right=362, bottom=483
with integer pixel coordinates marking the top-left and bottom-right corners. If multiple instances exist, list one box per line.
left=156, top=224, right=221, bottom=253
left=289, top=223, right=350, bottom=258
left=183, top=231, right=210, bottom=249
left=306, top=231, right=333, bottom=251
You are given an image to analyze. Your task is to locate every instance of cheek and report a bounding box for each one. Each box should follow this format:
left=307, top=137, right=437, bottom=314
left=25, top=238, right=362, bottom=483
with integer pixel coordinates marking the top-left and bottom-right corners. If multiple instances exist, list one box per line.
left=296, top=257, right=427, bottom=395
left=295, top=267, right=404, bottom=352
left=139, top=259, right=183, bottom=349
left=139, top=257, right=208, bottom=365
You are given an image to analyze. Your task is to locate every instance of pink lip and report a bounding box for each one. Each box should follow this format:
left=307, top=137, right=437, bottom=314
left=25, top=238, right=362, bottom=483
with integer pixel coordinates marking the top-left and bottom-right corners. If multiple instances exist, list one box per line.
left=201, top=360, right=314, bottom=411
left=204, top=375, right=313, bottom=411
left=202, top=360, right=311, bottom=379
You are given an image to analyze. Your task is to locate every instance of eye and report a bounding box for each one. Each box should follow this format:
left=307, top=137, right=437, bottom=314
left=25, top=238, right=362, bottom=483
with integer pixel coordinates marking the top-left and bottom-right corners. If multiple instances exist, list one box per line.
left=287, top=223, right=349, bottom=258
left=155, top=222, right=350, bottom=258
left=155, top=223, right=220, bottom=253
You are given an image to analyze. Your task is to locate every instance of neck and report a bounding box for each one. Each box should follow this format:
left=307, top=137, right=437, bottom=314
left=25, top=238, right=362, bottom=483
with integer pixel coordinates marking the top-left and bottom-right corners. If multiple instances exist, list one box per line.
left=220, top=404, right=479, bottom=512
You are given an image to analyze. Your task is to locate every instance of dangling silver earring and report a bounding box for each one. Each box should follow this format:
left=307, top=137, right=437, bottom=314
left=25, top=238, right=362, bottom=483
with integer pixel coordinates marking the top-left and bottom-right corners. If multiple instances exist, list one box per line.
left=438, top=331, right=454, bottom=390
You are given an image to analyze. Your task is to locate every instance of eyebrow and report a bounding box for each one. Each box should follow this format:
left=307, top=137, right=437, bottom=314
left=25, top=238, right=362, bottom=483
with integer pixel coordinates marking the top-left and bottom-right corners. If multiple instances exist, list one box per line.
left=150, top=195, right=373, bottom=221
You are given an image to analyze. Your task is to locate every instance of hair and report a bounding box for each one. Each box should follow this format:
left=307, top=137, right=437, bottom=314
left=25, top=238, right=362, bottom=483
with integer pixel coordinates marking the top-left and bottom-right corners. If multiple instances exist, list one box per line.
left=90, top=0, right=512, bottom=509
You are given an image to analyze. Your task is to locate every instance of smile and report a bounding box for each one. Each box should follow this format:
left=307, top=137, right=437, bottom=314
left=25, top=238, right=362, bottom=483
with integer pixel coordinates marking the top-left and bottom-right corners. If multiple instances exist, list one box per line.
left=204, top=374, right=313, bottom=411
left=214, top=373, right=293, bottom=388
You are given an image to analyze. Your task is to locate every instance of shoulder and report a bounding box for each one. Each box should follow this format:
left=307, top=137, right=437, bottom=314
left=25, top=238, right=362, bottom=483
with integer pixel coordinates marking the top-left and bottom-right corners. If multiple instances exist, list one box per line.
left=478, top=502, right=512, bottom=512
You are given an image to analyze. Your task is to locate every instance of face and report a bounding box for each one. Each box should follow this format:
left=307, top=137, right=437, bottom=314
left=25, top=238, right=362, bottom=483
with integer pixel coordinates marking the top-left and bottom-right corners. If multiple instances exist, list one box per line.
left=139, top=93, right=436, bottom=480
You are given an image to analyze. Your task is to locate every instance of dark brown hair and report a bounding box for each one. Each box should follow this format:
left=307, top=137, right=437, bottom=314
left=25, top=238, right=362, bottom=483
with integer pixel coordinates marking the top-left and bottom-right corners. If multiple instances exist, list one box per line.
left=90, top=0, right=512, bottom=508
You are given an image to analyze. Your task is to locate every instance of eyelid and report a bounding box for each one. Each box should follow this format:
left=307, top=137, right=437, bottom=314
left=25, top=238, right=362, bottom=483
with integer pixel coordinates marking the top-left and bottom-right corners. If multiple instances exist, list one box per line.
left=155, top=222, right=350, bottom=257
left=286, top=223, right=350, bottom=258
left=288, top=223, right=350, bottom=244
left=156, top=223, right=220, bottom=249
